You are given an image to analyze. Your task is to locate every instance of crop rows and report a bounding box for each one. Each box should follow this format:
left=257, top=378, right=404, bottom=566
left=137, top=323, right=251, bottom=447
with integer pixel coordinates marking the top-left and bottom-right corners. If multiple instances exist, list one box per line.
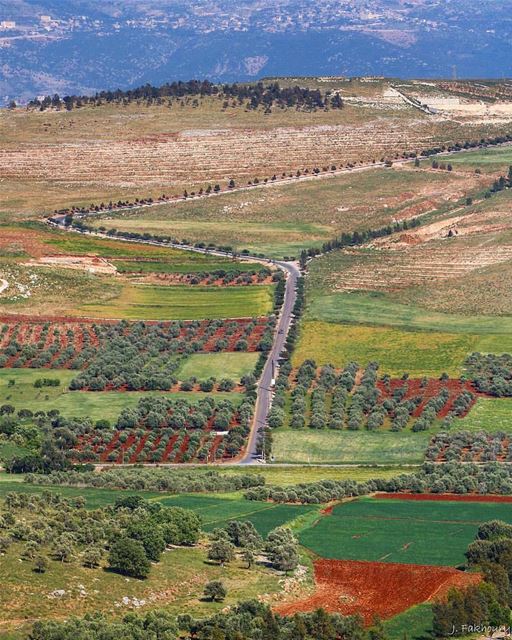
left=70, top=396, right=250, bottom=463
left=334, top=244, right=512, bottom=292
left=0, top=317, right=269, bottom=367
left=0, top=317, right=272, bottom=391
left=268, top=360, right=476, bottom=432
left=426, top=431, right=512, bottom=463
left=0, top=120, right=446, bottom=191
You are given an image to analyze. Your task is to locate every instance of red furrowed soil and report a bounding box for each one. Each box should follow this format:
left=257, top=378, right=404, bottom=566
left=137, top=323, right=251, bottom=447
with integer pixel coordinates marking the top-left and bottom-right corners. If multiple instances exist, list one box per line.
left=276, top=559, right=480, bottom=624
left=376, top=378, right=478, bottom=418
left=375, top=492, right=512, bottom=503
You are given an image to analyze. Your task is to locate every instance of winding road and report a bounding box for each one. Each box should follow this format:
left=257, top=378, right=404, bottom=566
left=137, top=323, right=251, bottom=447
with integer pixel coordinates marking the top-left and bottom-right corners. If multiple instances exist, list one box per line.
left=49, top=140, right=506, bottom=465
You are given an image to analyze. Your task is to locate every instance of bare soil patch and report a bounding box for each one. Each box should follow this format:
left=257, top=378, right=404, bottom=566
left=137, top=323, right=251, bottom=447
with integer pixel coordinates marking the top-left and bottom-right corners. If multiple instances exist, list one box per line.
left=276, top=559, right=480, bottom=624
left=24, top=255, right=117, bottom=275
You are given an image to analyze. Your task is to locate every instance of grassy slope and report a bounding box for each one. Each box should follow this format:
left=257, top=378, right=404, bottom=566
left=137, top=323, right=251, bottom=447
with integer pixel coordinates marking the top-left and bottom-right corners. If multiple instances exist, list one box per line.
left=0, top=97, right=429, bottom=215
left=0, top=544, right=282, bottom=638
left=89, top=168, right=460, bottom=258
left=299, top=497, right=512, bottom=566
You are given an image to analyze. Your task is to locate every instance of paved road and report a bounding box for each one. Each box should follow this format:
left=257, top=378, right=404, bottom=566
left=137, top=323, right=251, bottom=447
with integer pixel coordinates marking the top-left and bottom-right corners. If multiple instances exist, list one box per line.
left=240, top=260, right=300, bottom=464
left=47, top=219, right=299, bottom=465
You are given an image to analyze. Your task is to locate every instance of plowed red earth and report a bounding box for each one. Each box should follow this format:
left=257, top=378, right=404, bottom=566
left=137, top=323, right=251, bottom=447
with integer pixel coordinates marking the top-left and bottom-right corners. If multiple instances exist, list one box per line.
left=375, top=492, right=512, bottom=503
left=276, top=559, right=480, bottom=624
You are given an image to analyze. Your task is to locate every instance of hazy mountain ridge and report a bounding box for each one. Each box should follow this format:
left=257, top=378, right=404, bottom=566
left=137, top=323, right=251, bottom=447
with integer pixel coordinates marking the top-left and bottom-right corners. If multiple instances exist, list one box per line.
left=1, top=0, right=511, bottom=105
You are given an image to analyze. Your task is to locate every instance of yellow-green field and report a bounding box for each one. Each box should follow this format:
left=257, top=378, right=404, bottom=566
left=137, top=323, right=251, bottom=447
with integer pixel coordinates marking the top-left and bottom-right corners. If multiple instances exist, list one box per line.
left=70, top=283, right=274, bottom=320
left=455, top=397, right=512, bottom=432
left=293, top=321, right=480, bottom=377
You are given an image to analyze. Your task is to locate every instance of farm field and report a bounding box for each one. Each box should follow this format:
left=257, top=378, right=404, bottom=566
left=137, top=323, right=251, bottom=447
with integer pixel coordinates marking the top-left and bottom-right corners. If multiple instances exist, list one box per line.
left=443, top=145, right=512, bottom=172
left=69, top=283, right=274, bottom=320
left=299, top=496, right=512, bottom=566
left=272, top=429, right=431, bottom=465
left=112, top=258, right=260, bottom=275
left=383, top=604, right=434, bottom=640
left=219, top=465, right=409, bottom=485
left=0, top=476, right=163, bottom=507
left=177, top=352, right=259, bottom=381
left=158, top=494, right=318, bottom=536
left=293, top=321, right=479, bottom=377
left=454, top=398, right=512, bottom=432
left=276, top=558, right=478, bottom=624
left=0, top=366, right=245, bottom=426
left=88, top=167, right=470, bottom=258
left=0, top=223, right=266, bottom=318
left=306, top=292, right=512, bottom=335
left=297, top=186, right=512, bottom=377
left=3, top=387, right=242, bottom=422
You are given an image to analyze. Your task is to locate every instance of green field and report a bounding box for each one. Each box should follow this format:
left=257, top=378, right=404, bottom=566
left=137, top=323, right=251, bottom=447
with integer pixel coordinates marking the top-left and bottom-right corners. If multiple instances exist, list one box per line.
left=71, top=283, right=274, bottom=320
left=0, top=369, right=76, bottom=405
left=299, top=496, right=512, bottom=566
left=0, top=477, right=318, bottom=533
left=383, top=605, right=434, bottom=640
left=0, top=479, right=163, bottom=508
left=177, top=352, right=259, bottom=382
left=272, top=428, right=430, bottom=465
left=158, top=494, right=318, bottom=536
left=0, top=481, right=316, bottom=535
left=39, top=225, right=236, bottom=264
left=307, top=291, right=512, bottom=335
left=113, top=258, right=260, bottom=274
left=445, top=146, right=512, bottom=171
left=455, top=397, right=512, bottom=432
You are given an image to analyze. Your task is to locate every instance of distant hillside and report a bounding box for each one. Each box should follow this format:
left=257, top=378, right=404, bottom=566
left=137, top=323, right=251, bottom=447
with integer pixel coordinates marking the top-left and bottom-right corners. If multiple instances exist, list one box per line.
left=1, top=0, right=512, bottom=105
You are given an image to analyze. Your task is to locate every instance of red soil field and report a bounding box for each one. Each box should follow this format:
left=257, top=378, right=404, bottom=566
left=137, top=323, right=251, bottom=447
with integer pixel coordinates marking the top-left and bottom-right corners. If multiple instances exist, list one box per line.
left=375, top=492, right=512, bottom=504
left=276, top=559, right=480, bottom=624
left=376, top=378, right=478, bottom=418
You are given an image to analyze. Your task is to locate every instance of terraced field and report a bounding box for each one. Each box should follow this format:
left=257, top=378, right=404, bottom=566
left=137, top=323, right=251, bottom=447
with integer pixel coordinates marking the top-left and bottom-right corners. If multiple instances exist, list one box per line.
left=0, top=99, right=492, bottom=216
